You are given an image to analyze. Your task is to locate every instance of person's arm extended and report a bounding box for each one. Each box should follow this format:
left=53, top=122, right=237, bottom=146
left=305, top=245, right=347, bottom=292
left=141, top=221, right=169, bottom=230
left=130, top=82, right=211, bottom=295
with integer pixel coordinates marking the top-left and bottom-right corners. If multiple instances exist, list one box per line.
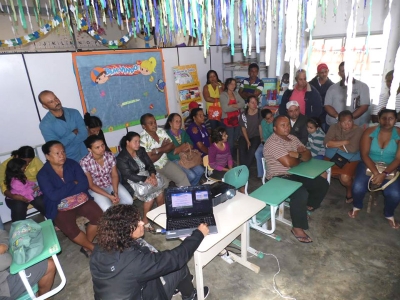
left=203, top=85, right=215, bottom=103
left=147, top=139, right=174, bottom=162
left=324, top=105, right=339, bottom=119
left=326, top=139, right=350, bottom=149
left=4, top=190, right=30, bottom=203
left=360, top=127, right=377, bottom=174
left=383, top=128, right=400, bottom=174
left=241, top=126, right=251, bottom=149
left=353, top=105, right=369, bottom=120
left=138, top=229, right=205, bottom=282
left=220, top=93, right=240, bottom=113
left=73, top=110, right=89, bottom=142
left=40, top=121, right=77, bottom=147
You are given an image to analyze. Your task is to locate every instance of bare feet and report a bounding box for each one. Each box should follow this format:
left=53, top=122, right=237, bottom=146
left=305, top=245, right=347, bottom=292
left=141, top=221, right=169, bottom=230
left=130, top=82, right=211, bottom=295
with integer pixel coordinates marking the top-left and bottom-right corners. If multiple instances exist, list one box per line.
left=386, top=217, right=400, bottom=229
left=291, top=228, right=312, bottom=243
left=348, top=208, right=360, bottom=218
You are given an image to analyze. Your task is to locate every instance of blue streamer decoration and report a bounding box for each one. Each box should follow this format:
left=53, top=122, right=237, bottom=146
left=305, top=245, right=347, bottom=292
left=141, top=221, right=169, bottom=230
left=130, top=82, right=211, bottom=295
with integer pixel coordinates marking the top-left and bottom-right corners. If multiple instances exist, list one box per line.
left=132, top=0, right=139, bottom=33
left=300, top=0, right=307, bottom=64
left=276, top=0, right=284, bottom=76
left=115, top=0, right=122, bottom=25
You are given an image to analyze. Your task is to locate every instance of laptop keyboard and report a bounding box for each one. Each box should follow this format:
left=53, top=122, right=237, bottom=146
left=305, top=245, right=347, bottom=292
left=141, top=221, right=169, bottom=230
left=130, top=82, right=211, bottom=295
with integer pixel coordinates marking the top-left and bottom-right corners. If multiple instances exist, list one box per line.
left=168, top=216, right=216, bottom=230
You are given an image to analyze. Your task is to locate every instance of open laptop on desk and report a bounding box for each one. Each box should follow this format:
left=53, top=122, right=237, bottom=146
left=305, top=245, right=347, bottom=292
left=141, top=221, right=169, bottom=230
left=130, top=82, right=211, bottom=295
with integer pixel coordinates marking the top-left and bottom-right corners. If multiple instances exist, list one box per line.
left=165, top=185, right=218, bottom=239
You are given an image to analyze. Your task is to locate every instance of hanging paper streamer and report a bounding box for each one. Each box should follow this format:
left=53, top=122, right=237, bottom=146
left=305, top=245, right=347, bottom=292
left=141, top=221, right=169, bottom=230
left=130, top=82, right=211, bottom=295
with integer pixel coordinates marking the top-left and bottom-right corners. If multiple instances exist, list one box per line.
left=264, top=0, right=271, bottom=66
left=365, top=0, right=372, bottom=54
left=387, top=45, right=400, bottom=110
left=276, top=0, right=284, bottom=76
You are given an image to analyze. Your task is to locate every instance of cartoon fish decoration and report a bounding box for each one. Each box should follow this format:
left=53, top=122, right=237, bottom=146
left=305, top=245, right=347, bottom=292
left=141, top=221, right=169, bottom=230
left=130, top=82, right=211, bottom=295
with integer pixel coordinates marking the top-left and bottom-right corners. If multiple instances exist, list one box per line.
left=156, top=79, right=165, bottom=92
left=149, top=76, right=154, bottom=82
left=149, top=104, right=154, bottom=109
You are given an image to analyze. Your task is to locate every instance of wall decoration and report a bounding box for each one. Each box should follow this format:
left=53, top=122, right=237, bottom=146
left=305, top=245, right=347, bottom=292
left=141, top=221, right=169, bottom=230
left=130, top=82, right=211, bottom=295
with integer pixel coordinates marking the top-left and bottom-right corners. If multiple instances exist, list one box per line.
left=172, top=64, right=201, bottom=119
left=72, top=50, right=168, bottom=133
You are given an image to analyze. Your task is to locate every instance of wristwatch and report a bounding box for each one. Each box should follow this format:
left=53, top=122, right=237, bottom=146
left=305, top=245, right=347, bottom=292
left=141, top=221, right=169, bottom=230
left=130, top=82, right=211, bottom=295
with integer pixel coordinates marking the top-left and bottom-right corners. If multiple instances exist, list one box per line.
left=298, top=153, right=302, bottom=159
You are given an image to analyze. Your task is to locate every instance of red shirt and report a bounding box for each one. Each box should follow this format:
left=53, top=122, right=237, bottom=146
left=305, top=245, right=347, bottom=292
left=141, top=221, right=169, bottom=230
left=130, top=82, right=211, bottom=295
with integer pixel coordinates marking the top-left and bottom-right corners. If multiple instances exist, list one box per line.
left=289, top=86, right=307, bottom=115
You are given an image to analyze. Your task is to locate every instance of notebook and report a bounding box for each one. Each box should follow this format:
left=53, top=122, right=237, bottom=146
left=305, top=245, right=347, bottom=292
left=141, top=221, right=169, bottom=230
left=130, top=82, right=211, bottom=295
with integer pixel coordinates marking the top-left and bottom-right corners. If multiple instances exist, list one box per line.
left=165, top=185, right=218, bottom=239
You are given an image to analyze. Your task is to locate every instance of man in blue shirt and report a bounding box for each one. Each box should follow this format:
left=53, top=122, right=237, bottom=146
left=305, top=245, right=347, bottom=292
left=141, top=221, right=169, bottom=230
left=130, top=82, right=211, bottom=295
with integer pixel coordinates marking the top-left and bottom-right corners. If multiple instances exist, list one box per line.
left=38, top=90, right=88, bottom=162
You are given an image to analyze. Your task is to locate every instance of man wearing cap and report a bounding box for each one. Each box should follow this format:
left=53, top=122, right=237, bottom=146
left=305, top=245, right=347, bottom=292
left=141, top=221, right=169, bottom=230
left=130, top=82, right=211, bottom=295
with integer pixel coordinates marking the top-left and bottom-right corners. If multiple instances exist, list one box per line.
left=184, top=101, right=212, bottom=134
left=38, top=90, right=88, bottom=162
left=286, top=101, right=308, bottom=145
left=324, top=62, right=370, bottom=127
left=309, top=63, right=334, bottom=131
left=279, top=69, right=322, bottom=119
left=238, top=63, right=264, bottom=101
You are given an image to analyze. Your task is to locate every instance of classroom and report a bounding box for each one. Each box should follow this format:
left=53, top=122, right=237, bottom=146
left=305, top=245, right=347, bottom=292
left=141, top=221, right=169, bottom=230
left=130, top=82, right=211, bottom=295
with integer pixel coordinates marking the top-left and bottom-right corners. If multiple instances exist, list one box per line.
left=0, top=0, right=399, bottom=299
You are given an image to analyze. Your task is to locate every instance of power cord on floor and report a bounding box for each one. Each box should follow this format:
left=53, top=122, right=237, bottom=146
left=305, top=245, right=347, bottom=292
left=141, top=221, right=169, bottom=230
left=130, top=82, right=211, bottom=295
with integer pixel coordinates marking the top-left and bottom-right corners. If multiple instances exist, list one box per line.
left=257, top=252, right=296, bottom=300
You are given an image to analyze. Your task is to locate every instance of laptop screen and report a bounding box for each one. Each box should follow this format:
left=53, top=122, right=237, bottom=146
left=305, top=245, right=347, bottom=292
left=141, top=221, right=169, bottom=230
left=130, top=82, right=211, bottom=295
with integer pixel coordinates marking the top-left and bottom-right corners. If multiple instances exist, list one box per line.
left=165, top=185, right=212, bottom=218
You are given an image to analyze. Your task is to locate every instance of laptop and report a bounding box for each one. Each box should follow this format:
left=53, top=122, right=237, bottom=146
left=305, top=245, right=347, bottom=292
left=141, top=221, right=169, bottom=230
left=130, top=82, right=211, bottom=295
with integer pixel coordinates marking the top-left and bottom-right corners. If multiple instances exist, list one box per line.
left=165, top=185, right=218, bottom=239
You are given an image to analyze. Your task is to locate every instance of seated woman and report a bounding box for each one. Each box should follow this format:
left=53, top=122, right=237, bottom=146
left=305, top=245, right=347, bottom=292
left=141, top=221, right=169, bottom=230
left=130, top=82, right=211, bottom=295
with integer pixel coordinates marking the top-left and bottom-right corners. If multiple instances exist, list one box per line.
left=37, top=141, right=103, bottom=257
left=208, top=127, right=233, bottom=180
left=117, top=132, right=164, bottom=231
left=238, top=95, right=262, bottom=168
left=324, top=110, right=364, bottom=203
left=84, top=113, right=111, bottom=152
left=203, top=70, right=225, bottom=129
left=140, top=113, right=190, bottom=187
left=90, top=205, right=209, bottom=300
left=165, top=113, right=204, bottom=186
left=186, top=108, right=211, bottom=157
left=0, top=146, right=46, bottom=221
left=80, top=135, right=133, bottom=212
left=349, top=109, right=400, bottom=229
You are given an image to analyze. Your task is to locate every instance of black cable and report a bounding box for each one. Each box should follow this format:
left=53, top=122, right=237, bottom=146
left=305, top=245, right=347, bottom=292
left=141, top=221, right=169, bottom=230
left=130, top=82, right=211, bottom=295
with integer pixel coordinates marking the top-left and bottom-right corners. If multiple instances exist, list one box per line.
left=153, top=212, right=165, bottom=223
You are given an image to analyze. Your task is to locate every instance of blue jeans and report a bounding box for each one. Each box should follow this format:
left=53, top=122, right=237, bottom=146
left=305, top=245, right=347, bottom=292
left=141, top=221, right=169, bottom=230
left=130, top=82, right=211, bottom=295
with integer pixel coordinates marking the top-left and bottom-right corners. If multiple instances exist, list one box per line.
left=352, top=162, right=400, bottom=217
left=0, top=215, right=3, bottom=230
left=255, top=144, right=264, bottom=178
left=222, top=123, right=240, bottom=155
left=173, top=161, right=204, bottom=186
left=89, top=184, right=133, bottom=212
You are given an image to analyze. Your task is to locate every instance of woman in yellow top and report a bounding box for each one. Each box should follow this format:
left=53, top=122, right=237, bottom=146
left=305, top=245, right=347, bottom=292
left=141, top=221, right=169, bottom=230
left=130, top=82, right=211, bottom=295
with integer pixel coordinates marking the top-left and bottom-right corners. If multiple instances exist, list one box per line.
left=0, top=146, right=46, bottom=221
left=203, top=70, right=224, bottom=129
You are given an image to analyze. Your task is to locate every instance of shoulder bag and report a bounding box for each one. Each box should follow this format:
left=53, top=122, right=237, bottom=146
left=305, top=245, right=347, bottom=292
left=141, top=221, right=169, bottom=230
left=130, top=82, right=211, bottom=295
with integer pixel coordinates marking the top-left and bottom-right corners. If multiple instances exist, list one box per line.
left=366, top=162, right=400, bottom=192
left=179, top=148, right=202, bottom=169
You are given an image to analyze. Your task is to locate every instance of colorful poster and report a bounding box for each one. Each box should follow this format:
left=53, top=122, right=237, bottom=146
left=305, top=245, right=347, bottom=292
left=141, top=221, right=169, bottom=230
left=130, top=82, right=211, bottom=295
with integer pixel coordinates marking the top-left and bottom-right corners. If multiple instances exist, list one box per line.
left=172, top=64, right=201, bottom=119
left=72, top=50, right=168, bottom=133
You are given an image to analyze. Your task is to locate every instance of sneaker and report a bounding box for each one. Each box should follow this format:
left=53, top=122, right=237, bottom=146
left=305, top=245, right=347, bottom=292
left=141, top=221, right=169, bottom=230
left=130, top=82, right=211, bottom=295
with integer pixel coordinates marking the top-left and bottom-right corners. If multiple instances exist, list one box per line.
left=193, top=287, right=210, bottom=300
left=173, top=275, right=194, bottom=296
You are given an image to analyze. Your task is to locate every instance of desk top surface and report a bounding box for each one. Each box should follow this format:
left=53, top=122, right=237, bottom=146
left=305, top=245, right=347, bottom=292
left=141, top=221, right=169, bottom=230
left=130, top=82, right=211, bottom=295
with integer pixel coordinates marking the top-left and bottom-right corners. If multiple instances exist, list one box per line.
left=288, top=158, right=334, bottom=179
left=250, top=177, right=302, bottom=206
left=10, top=220, right=61, bottom=274
left=147, top=192, right=265, bottom=252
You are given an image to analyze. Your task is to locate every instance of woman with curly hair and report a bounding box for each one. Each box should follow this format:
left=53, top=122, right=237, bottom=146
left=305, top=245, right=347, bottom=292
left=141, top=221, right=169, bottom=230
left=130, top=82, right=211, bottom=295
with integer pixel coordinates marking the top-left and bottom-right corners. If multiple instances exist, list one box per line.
left=90, top=205, right=210, bottom=300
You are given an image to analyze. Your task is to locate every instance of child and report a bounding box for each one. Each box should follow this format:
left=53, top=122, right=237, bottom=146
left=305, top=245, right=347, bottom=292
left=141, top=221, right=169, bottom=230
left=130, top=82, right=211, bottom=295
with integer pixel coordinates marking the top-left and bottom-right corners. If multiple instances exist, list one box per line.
left=306, top=117, right=326, bottom=159
left=5, top=158, right=41, bottom=202
left=255, top=109, right=274, bottom=179
left=208, top=127, right=233, bottom=180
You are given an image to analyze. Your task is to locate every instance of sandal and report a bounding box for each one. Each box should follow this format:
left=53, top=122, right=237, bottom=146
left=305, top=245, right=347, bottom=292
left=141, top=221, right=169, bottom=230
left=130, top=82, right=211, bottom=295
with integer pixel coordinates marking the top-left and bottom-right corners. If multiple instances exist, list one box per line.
left=291, top=229, right=312, bottom=243
left=348, top=207, right=360, bottom=219
left=144, top=223, right=156, bottom=233
left=80, top=247, right=92, bottom=258
left=345, top=196, right=353, bottom=204
left=386, top=217, right=400, bottom=229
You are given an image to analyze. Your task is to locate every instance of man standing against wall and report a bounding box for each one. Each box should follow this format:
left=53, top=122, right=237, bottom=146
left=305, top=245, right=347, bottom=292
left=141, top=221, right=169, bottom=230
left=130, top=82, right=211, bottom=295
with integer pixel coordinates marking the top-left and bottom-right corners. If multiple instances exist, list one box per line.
left=309, top=63, right=334, bottom=131
left=38, top=90, right=88, bottom=162
left=238, top=63, right=264, bottom=101
left=279, top=69, right=322, bottom=119
left=324, top=62, right=370, bottom=127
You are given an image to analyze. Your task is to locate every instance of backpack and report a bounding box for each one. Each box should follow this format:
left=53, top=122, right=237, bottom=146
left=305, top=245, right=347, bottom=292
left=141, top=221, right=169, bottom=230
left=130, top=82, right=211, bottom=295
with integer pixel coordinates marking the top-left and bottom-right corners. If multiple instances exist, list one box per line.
left=9, top=220, right=44, bottom=265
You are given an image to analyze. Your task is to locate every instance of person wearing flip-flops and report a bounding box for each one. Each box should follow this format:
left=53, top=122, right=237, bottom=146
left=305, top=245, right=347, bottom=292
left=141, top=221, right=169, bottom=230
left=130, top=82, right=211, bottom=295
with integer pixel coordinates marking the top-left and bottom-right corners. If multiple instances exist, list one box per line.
left=264, top=115, right=329, bottom=243
left=350, top=109, right=400, bottom=229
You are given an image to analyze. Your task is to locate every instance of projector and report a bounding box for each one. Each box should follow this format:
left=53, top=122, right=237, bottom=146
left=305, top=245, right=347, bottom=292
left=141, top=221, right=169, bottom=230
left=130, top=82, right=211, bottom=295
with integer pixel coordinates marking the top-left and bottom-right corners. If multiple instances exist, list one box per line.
left=209, top=181, right=236, bottom=207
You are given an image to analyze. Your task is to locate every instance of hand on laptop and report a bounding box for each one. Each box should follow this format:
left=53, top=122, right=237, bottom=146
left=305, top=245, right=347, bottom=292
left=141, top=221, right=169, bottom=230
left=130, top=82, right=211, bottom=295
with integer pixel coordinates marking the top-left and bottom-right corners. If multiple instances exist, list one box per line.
left=198, top=224, right=209, bottom=236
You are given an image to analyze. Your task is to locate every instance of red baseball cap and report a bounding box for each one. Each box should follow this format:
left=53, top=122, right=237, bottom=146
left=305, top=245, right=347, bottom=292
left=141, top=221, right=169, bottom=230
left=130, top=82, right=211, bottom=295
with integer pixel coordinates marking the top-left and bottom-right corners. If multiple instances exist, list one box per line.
left=317, top=63, right=329, bottom=73
left=189, top=101, right=201, bottom=110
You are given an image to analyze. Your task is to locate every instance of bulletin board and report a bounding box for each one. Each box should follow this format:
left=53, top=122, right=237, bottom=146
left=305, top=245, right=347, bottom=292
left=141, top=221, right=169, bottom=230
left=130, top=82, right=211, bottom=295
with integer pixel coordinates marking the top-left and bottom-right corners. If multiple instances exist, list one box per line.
left=72, top=50, right=169, bottom=133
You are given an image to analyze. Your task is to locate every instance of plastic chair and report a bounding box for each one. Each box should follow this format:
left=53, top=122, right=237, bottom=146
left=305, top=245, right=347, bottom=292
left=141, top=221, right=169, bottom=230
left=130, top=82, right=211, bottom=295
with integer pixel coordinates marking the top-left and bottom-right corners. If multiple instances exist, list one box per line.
left=10, top=220, right=66, bottom=300
left=222, top=165, right=249, bottom=195
left=202, top=155, right=218, bottom=183
left=16, top=284, right=38, bottom=300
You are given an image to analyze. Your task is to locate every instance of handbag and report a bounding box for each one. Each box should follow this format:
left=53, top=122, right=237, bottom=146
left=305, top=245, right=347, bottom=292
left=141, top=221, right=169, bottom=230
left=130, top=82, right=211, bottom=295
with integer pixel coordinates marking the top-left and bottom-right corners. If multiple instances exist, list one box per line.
left=330, top=153, right=349, bottom=168
left=9, top=220, right=44, bottom=264
left=58, top=192, right=89, bottom=211
left=127, top=173, right=164, bottom=199
left=366, top=162, right=400, bottom=192
left=208, top=99, right=222, bottom=121
left=179, top=148, right=202, bottom=169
